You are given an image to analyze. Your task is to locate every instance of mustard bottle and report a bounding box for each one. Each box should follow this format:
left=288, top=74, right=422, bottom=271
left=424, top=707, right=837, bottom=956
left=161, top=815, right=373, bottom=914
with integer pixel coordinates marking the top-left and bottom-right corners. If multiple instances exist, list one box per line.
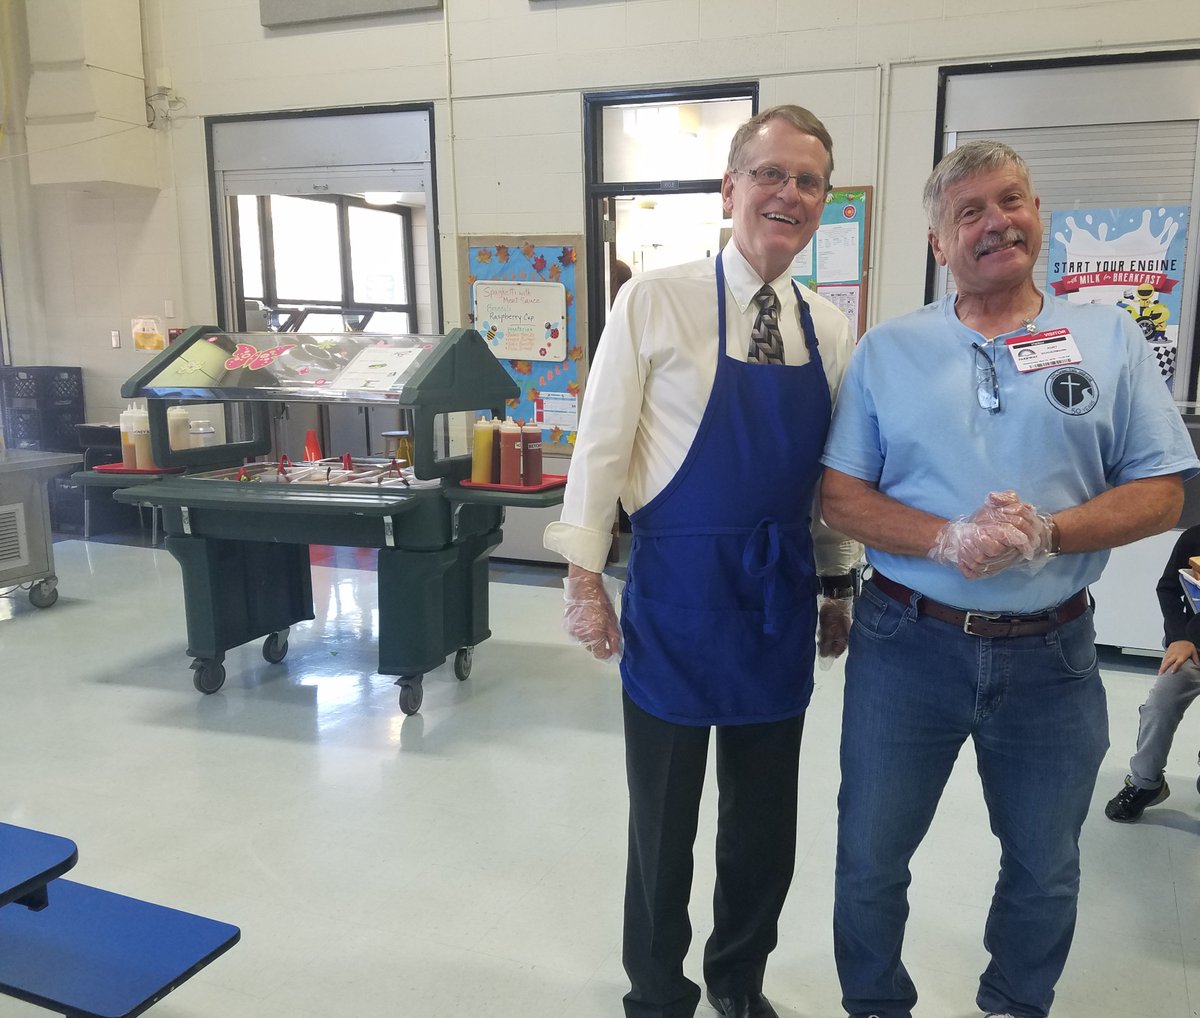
left=471, top=417, right=493, bottom=483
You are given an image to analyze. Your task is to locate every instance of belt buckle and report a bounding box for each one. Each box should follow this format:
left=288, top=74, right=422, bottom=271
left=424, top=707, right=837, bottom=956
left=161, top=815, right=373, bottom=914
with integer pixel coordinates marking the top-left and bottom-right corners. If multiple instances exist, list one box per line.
left=963, top=610, right=1002, bottom=636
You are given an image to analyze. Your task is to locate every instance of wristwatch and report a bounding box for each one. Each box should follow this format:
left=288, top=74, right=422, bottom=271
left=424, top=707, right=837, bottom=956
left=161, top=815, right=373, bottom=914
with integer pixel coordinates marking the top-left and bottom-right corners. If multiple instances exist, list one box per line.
left=820, top=571, right=860, bottom=599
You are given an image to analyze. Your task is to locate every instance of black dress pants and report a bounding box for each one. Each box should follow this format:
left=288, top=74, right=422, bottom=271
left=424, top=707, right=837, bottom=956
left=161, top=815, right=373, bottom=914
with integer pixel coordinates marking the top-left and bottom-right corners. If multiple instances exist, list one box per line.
left=621, top=689, right=804, bottom=1018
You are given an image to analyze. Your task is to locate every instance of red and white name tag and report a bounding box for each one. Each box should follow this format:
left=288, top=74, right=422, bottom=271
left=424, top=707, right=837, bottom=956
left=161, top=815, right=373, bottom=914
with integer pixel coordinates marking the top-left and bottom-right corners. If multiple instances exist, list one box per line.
left=1005, top=328, right=1081, bottom=372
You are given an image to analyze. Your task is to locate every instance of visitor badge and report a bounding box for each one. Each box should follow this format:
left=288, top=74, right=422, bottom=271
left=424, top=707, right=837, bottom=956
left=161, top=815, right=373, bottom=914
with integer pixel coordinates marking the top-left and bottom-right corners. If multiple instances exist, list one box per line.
left=1005, top=329, right=1081, bottom=372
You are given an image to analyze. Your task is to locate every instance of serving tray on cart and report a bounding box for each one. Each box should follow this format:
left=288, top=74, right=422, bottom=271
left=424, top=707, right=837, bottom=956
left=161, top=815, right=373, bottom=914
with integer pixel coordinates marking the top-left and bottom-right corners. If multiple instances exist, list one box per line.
left=457, top=474, right=565, bottom=493
left=94, top=463, right=185, bottom=475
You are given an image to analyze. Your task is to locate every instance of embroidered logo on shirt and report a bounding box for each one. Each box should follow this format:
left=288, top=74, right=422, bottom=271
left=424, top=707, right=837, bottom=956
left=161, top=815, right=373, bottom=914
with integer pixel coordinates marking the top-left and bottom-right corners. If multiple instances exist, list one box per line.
left=1045, top=367, right=1099, bottom=416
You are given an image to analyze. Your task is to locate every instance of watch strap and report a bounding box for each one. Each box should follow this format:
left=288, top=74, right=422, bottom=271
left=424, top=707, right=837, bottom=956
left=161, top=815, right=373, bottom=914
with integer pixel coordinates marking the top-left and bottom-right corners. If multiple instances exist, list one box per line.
left=820, top=571, right=860, bottom=598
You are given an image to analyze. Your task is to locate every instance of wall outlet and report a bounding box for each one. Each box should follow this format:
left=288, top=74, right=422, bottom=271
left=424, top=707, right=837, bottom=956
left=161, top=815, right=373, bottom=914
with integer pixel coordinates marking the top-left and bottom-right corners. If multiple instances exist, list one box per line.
left=110, top=330, right=121, bottom=348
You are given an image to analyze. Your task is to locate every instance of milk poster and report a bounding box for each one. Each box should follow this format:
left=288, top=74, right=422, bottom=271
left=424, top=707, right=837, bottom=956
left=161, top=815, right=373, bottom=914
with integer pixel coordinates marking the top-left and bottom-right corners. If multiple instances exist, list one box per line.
left=1047, top=206, right=1188, bottom=388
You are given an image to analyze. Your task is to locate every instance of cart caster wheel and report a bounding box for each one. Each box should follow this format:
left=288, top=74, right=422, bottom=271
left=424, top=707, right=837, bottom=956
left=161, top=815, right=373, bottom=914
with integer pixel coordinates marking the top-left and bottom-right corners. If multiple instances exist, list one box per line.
left=397, top=679, right=423, bottom=716
left=28, top=580, right=58, bottom=609
left=192, top=659, right=226, bottom=694
left=263, top=632, right=289, bottom=664
left=454, top=647, right=473, bottom=682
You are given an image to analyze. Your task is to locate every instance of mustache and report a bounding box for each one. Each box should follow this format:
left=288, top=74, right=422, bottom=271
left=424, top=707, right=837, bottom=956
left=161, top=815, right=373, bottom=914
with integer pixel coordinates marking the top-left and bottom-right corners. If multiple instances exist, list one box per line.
left=974, top=228, right=1026, bottom=258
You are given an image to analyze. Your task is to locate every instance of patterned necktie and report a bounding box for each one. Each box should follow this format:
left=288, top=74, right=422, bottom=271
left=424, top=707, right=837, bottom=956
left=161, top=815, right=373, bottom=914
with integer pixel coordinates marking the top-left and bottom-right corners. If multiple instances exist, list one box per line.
left=747, top=285, right=785, bottom=365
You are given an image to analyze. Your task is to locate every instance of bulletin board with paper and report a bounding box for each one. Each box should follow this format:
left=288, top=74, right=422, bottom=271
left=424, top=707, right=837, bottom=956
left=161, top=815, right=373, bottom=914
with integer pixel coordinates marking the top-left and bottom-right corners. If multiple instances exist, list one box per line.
left=791, top=187, right=872, bottom=341
left=459, top=235, right=587, bottom=456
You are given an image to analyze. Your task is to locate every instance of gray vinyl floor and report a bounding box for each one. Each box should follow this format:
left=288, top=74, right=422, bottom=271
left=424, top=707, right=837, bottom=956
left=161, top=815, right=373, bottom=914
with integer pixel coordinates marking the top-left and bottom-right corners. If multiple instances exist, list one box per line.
left=1, top=539, right=1197, bottom=1017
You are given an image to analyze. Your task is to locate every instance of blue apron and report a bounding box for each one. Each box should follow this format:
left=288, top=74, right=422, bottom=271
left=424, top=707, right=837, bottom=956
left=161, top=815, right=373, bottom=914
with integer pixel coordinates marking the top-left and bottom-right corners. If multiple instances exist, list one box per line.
left=620, top=252, right=832, bottom=725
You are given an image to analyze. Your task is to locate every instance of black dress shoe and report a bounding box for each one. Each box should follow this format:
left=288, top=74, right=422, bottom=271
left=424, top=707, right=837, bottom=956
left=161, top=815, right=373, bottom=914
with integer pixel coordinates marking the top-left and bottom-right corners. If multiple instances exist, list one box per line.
left=705, top=989, right=779, bottom=1018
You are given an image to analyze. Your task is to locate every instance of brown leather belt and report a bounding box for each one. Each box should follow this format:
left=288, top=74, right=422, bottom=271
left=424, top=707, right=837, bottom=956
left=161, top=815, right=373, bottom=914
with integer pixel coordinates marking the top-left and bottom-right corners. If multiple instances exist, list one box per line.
left=870, top=572, right=1089, bottom=638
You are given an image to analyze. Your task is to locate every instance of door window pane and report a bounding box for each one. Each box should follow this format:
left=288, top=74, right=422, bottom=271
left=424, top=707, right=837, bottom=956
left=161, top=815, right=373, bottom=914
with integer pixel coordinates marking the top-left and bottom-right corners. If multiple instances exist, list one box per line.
left=349, top=206, right=409, bottom=305
left=615, top=192, right=728, bottom=274
left=601, top=99, right=752, bottom=182
left=271, top=196, right=341, bottom=302
left=237, top=195, right=263, bottom=300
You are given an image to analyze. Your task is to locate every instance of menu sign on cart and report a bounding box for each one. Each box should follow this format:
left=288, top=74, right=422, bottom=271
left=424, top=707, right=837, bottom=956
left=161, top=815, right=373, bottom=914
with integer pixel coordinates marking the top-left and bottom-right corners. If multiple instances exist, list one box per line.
left=332, top=346, right=424, bottom=391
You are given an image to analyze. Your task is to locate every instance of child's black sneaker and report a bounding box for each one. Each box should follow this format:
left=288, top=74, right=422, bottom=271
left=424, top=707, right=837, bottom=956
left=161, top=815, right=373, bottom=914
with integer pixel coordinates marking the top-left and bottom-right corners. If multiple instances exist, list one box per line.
left=1104, top=776, right=1169, bottom=823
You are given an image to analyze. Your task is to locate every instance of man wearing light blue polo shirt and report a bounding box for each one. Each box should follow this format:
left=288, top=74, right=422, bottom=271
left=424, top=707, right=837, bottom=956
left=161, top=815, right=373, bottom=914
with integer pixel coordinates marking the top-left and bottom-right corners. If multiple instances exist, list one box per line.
left=820, top=140, right=1199, bottom=1018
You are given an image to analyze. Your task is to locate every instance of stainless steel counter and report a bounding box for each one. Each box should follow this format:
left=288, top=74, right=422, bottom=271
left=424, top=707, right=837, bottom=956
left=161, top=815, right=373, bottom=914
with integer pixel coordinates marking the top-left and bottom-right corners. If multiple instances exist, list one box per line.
left=0, top=450, right=82, bottom=608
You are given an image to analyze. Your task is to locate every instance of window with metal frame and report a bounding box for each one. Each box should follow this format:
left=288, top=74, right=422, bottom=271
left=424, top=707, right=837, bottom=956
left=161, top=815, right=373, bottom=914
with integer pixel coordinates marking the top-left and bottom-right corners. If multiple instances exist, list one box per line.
left=232, top=192, right=419, bottom=335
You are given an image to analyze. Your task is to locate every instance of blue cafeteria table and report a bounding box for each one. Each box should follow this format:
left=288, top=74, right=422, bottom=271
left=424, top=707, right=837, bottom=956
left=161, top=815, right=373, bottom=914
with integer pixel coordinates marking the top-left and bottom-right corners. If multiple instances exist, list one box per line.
left=0, top=823, right=240, bottom=1017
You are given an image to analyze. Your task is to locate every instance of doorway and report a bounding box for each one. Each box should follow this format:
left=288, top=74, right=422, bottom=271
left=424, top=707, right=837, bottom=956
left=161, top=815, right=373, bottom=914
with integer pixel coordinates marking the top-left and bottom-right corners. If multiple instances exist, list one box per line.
left=582, top=86, right=757, bottom=558
left=582, top=85, right=758, bottom=358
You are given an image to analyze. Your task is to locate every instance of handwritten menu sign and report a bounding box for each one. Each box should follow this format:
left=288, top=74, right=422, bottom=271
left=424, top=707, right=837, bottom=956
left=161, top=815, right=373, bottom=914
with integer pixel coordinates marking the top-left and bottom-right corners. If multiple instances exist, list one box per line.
left=461, top=236, right=585, bottom=455
left=472, top=280, right=567, bottom=362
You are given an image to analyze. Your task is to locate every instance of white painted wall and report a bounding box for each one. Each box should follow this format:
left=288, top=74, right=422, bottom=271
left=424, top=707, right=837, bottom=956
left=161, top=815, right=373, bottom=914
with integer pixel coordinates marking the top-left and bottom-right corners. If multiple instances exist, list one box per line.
left=1, top=0, right=1199, bottom=422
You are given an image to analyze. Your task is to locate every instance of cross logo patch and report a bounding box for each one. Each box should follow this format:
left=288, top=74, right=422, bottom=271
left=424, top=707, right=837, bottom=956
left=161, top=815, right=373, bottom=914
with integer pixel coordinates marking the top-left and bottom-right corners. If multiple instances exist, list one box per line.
left=1045, top=367, right=1099, bottom=416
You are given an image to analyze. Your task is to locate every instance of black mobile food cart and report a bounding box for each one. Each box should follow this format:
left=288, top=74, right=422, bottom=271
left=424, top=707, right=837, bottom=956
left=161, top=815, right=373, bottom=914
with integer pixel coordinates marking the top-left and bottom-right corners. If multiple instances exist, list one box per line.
left=112, top=326, right=564, bottom=714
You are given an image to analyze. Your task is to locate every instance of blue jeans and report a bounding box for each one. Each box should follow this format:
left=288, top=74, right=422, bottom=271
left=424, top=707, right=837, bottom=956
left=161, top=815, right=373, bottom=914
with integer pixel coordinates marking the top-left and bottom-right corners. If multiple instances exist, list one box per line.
left=834, top=580, right=1109, bottom=1018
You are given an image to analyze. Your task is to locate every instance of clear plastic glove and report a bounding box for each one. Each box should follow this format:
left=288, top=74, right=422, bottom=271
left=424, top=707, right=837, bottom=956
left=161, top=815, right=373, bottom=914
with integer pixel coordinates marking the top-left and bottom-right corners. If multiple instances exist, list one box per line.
left=1018, top=510, right=1057, bottom=575
left=929, top=490, right=1054, bottom=579
left=982, top=491, right=1057, bottom=574
left=563, top=571, right=623, bottom=661
left=817, top=596, right=853, bottom=661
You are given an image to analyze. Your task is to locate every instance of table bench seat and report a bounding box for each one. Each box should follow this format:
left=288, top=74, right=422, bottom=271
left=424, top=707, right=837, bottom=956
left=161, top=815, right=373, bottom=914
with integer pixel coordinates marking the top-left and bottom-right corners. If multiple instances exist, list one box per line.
left=0, top=878, right=240, bottom=1018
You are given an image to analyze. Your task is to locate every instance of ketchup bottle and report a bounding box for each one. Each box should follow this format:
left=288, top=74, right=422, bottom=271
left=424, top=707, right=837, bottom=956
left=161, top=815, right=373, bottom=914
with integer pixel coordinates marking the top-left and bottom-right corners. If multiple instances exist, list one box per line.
left=521, top=422, right=543, bottom=485
left=499, top=420, right=522, bottom=485
left=490, top=418, right=502, bottom=482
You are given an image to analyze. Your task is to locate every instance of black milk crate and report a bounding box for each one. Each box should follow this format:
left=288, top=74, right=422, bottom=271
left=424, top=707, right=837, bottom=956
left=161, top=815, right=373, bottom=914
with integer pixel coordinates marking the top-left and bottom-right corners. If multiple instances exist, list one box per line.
left=39, top=366, right=84, bottom=404
left=0, top=366, right=85, bottom=451
left=0, top=367, right=39, bottom=408
left=40, top=406, right=86, bottom=451
left=49, top=474, right=86, bottom=533
left=2, top=408, right=42, bottom=448
left=51, top=473, right=137, bottom=536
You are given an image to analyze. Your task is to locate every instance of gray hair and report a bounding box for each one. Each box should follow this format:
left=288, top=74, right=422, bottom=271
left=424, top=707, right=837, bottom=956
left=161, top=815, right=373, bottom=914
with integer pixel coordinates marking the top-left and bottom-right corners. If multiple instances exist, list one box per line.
left=923, top=140, right=1033, bottom=227
left=727, top=104, right=834, bottom=182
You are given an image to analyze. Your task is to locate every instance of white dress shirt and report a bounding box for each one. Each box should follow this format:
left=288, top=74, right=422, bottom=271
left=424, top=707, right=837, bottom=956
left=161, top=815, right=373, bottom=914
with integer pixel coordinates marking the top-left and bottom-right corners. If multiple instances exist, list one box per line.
left=544, top=242, right=861, bottom=575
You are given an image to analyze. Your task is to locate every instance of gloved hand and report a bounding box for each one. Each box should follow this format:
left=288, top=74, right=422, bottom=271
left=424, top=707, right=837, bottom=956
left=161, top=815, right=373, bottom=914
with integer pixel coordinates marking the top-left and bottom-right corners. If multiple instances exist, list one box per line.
left=988, top=493, right=1057, bottom=575
left=563, top=570, right=623, bottom=661
left=818, top=596, right=853, bottom=660
left=929, top=490, right=1054, bottom=579
left=1022, top=511, right=1057, bottom=572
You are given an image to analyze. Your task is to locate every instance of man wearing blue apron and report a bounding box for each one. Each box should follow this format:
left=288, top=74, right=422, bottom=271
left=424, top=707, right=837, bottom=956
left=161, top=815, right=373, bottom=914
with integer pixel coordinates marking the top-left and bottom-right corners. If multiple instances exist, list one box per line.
left=545, top=105, right=860, bottom=1018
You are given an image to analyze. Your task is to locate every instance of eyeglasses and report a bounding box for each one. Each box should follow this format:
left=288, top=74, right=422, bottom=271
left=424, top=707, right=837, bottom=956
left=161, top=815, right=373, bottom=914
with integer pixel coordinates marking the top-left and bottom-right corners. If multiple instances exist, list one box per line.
left=972, top=342, right=1001, bottom=413
left=734, top=165, right=829, bottom=200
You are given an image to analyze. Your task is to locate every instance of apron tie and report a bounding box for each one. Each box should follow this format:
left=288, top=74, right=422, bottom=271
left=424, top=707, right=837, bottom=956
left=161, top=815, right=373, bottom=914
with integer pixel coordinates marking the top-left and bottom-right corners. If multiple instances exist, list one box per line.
left=742, top=518, right=782, bottom=634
